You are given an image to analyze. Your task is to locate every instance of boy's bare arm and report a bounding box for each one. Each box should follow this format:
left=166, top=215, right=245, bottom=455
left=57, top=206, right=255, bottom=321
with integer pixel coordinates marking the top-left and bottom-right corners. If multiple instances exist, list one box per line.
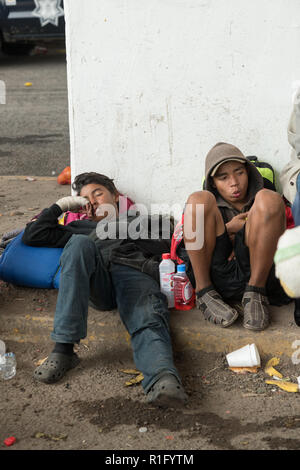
left=226, top=212, right=249, bottom=237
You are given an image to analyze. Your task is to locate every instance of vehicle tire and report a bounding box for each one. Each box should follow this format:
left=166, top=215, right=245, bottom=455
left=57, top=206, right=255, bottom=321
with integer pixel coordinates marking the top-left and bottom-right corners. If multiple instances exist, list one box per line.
left=2, top=42, right=33, bottom=55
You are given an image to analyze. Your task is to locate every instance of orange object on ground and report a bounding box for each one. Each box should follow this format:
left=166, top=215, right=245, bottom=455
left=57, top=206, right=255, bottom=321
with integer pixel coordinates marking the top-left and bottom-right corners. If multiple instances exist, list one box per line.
left=57, top=166, right=71, bottom=185
left=229, top=366, right=259, bottom=374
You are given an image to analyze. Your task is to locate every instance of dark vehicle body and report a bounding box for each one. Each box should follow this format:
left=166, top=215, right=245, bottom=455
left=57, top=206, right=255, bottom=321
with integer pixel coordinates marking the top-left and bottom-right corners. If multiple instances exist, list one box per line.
left=0, top=0, right=65, bottom=52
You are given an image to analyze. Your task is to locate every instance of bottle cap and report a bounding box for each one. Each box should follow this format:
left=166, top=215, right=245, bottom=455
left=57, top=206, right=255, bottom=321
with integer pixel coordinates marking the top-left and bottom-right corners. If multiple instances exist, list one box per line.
left=162, top=253, right=171, bottom=260
left=177, top=264, right=186, bottom=272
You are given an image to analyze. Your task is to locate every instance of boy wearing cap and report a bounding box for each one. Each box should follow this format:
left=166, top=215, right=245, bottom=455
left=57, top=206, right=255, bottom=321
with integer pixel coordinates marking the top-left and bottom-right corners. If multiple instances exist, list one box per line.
left=183, top=142, right=291, bottom=330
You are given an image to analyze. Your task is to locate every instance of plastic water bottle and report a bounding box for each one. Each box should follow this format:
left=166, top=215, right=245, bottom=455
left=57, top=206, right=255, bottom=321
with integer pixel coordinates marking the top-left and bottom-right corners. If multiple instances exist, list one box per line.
left=159, top=253, right=175, bottom=308
left=0, top=340, right=16, bottom=380
left=173, top=264, right=195, bottom=310
left=2, top=352, right=16, bottom=380
left=0, top=340, right=6, bottom=378
left=0, top=339, right=5, bottom=356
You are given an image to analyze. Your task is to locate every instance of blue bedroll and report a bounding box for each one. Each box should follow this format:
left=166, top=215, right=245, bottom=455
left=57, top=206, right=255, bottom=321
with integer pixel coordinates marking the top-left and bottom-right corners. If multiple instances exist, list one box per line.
left=0, top=230, right=62, bottom=289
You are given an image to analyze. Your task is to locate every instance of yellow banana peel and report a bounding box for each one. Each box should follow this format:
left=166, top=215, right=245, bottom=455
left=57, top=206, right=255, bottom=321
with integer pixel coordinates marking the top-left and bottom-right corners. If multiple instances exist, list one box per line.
left=265, top=379, right=299, bottom=393
left=125, top=373, right=144, bottom=387
left=264, top=357, right=283, bottom=378
left=265, top=357, right=280, bottom=368
left=119, top=368, right=144, bottom=386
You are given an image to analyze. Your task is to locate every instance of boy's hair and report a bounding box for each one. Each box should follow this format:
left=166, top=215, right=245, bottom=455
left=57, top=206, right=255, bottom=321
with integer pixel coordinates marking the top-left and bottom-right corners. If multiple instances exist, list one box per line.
left=72, top=172, right=118, bottom=196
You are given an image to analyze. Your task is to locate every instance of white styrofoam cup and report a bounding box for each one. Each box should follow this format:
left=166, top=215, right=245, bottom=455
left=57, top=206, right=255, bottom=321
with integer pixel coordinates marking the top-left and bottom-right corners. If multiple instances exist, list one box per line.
left=226, top=343, right=261, bottom=367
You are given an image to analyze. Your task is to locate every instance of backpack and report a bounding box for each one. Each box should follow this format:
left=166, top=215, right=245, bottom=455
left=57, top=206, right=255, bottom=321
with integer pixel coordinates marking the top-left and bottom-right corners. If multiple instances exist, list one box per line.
left=246, top=156, right=276, bottom=191
left=246, top=156, right=294, bottom=228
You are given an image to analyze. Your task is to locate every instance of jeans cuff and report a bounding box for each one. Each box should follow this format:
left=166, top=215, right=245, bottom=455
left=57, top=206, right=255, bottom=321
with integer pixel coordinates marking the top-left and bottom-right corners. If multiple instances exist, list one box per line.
left=50, top=332, right=81, bottom=344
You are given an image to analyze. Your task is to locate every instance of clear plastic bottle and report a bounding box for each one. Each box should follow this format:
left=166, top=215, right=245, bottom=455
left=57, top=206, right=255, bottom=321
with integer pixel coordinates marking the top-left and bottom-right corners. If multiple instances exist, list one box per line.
left=159, top=253, right=175, bottom=308
left=173, top=264, right=195, bottom=310
left=2, top=352, right=16, bottom=380
left=0, top=340, right=6, bottom=378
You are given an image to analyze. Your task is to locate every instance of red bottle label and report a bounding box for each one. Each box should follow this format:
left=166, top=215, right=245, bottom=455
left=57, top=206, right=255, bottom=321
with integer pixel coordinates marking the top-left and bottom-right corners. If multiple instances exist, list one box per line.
left=182, top=280, right=193, bottom=302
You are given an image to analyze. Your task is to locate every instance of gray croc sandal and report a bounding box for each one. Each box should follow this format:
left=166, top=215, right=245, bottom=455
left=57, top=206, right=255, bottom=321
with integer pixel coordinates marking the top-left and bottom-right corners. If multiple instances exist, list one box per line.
left=34, top=352, right=80, bottom=384
left=146, top=373, right=188, bottom=408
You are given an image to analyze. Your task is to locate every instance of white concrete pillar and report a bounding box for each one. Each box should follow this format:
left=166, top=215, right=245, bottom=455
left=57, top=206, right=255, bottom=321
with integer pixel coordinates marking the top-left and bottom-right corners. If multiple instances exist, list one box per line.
left=64, top=0, right=300, bottom=211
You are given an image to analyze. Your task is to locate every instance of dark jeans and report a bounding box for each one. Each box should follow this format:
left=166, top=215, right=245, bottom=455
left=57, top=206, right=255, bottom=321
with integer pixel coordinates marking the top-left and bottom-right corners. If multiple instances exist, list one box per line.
left=292, top=173, right=300, bottom=226
left=292, top=173, right=300, bottom=319
left=51, top=234, right=180, bottom=392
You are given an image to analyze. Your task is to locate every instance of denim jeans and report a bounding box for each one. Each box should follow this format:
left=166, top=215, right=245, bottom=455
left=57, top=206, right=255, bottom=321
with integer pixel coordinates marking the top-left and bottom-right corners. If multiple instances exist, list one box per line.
left=51, top=234, right=180, bottom=392
left=292, top=172, right=300, bottom=227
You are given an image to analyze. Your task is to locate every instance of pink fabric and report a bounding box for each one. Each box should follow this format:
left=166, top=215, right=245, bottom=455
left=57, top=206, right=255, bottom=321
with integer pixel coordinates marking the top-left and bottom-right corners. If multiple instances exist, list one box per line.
left=63, top=194, right=135, bottom=225
left=64, top=211, right=89, bottom=224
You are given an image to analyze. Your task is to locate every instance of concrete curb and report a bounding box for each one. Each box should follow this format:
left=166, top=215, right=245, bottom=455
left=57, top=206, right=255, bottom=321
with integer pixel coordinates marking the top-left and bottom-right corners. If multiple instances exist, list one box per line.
left=170, top=303, right=300, bottom=359
left=2, top=298, right=299, bottom=363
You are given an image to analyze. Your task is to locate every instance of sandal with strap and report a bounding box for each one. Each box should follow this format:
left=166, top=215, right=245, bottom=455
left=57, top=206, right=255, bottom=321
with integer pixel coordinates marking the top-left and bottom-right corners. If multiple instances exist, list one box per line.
left=146, top=373, right=188, bottom=408
left=34, top=352, right=80, bottom=384
left=242, top=285, right=269, bottom=331
left=196, top=286, right=239, bottom=328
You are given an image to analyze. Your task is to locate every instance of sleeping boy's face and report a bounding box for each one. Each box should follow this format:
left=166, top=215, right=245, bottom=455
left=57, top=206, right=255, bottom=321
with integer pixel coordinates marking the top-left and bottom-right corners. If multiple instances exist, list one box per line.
left=79, top=183, right=119, bottom=221
left=212, top=161, right=249, bottom=207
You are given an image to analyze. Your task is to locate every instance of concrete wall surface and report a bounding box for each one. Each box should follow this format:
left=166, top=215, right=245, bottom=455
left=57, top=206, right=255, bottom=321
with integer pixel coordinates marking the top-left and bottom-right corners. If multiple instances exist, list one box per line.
left=64, top=0, right=300, bottom=213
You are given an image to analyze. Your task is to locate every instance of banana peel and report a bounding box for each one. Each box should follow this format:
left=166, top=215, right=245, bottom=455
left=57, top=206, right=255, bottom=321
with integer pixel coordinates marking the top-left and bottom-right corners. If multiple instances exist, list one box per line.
left=264, top=357, right=283, bottom=379
left=264, top=357, right=299, bottom=392
left=265, top=379, right=299, bottom=393
left=119, top=368, right=144, bottom=386
left=125, top=373, right=144, bottom=387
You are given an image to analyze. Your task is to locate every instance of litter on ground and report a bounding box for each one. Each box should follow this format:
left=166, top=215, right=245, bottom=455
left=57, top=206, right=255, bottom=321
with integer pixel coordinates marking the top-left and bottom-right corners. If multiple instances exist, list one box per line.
left=120, top=369, right=144, bottom=386
left=264, top=357, right=299, bottom=392
left=229, top=366, right=259, bottom=374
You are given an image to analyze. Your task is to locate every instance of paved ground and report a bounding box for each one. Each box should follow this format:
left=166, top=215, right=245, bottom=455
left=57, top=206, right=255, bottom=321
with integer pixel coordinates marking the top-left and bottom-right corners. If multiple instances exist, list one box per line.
left=0, top=46, right=70, bottom=177
left=1, top=177, right=300, bottom=453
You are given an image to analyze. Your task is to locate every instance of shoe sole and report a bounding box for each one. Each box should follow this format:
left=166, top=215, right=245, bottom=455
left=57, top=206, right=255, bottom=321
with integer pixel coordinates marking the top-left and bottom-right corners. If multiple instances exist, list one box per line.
left=147, top=392, right=188, bottom=408
left=219, top=309, right=239, bottom=328
left=243, top=322, right=269, bottom=331
left=198, top=300, right=240, bottom=328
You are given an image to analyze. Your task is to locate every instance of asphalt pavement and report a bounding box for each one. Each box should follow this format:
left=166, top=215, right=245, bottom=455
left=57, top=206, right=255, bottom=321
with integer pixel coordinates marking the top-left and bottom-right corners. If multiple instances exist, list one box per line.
left=0, top=45, right=70, bottom=177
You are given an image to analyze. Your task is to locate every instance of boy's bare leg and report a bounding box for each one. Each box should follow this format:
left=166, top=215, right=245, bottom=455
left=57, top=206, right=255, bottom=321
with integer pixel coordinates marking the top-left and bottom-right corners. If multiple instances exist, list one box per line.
left=245, top=189, right=286, bottom=286
left=183, top=190, right=225, bottom=291
left=243, top=189, right=286, bottom=330
left=183, top=190, right=239, bottom=327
